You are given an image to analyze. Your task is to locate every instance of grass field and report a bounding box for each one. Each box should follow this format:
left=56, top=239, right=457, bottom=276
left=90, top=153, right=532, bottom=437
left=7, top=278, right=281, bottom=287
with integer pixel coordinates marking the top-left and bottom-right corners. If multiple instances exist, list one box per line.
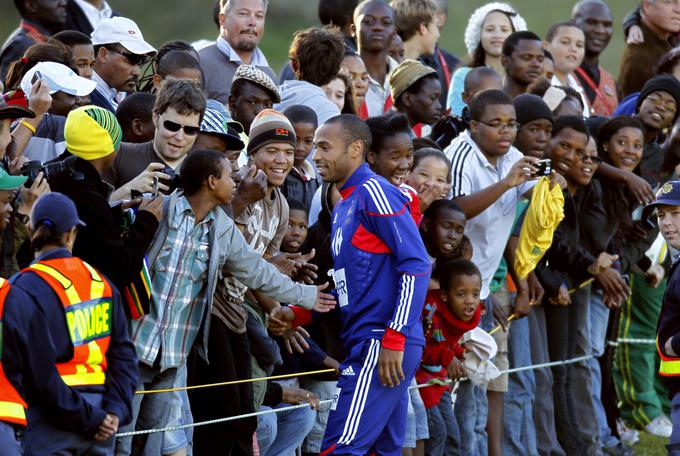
left=0, top=1, right=637, bottom=77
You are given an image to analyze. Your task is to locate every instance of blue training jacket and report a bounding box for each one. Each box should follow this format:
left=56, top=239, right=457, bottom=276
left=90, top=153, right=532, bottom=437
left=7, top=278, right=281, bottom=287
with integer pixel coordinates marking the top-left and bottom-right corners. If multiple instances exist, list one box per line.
left=330, top=163, right=431, bottom=349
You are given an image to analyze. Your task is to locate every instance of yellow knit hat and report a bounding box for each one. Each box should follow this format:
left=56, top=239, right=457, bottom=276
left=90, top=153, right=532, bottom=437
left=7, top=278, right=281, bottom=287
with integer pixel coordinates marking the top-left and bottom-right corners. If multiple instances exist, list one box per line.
left=64, top=105, right=123, bottom=160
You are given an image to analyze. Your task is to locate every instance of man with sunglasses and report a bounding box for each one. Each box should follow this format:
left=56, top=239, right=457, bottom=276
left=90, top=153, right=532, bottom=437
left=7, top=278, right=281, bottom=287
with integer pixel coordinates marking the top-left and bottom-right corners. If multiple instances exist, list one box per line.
left=90, top=17, right=156, bottom=112
left=104, top=79, right=206, bottom=201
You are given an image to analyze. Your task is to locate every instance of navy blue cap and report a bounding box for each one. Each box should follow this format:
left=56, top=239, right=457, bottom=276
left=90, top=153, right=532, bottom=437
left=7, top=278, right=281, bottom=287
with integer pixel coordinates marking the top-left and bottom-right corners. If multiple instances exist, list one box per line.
left=31, top=192, right=86, bottom=233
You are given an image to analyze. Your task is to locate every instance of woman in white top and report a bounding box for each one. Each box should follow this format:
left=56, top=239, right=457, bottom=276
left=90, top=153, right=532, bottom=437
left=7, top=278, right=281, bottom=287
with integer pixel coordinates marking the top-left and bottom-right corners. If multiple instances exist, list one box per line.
left=543, top=20, right=590, bottom=117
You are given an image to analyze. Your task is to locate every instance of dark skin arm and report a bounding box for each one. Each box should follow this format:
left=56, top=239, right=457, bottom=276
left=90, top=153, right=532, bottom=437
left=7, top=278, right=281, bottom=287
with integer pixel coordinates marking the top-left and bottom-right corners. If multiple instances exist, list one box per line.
left=596, top=162, right=654, bottom=205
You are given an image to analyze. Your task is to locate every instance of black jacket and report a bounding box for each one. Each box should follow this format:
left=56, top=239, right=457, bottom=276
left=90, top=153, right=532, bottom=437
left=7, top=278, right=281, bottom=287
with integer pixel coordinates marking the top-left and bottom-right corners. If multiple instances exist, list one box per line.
left=657, top=259, right=680, bottom=397
left=48, top=152, right=158, bottom=291
left=64, top=0, right=118, bottom=36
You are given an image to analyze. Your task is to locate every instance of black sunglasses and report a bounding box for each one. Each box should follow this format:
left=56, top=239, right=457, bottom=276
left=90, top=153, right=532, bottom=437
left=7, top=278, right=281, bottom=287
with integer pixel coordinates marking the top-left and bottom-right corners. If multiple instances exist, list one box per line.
left=106, top=47, right=146, bottom=65
left=159, top=115, right=200, bottom=136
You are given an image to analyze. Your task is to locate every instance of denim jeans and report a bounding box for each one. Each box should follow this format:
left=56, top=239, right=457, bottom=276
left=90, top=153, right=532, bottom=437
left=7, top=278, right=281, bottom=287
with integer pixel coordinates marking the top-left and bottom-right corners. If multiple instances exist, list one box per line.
left=0, top=422, right=21, bottom=456
left=454, top=381, right=487, bottom=456
left=25, top=392, right=115, bottom=455
left=668, top=393, right=680, bottom=455
left=115, top=364, right=178, bottom=456
left=503, top=315, right=538, bottom=456
left=300, top=379, right=336, bottom=453
left=162, top=364, right=193, bottom=455
left=588, top=289, right=618, bottom=449
left=426, top=389, right=459, bottom=456
left=257, top=403, right=316, bottom=456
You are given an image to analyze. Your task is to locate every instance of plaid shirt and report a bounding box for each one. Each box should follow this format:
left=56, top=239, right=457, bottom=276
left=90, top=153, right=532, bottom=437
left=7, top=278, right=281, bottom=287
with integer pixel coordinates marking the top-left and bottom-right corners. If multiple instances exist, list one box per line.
left=130, top=196, right=214, bottom=369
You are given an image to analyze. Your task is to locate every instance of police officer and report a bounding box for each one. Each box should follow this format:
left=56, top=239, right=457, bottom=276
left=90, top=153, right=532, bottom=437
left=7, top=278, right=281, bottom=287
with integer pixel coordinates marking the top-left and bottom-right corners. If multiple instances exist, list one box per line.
left=5, top=192, right=138, bottom=455
left=0, top=167, right=38, bottom=455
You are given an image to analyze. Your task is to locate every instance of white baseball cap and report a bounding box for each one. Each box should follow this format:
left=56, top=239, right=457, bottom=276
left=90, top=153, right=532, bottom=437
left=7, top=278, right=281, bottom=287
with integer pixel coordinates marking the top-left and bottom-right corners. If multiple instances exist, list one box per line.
left=21, top=62, right=97, bottom=99
left=91, top=17, right=156, bottom=56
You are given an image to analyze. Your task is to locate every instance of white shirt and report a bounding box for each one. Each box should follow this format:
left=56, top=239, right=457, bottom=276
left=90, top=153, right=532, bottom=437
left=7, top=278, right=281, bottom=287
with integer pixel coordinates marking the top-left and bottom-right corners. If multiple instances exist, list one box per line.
left=216, top=36, right=269, bottom=67
left=551, top=73, right=590, bottom=118
left=73, top=0, right=113, bottom=29
left=444, top=131, right=535, bottom=299
left=364, top=56, right=399, bottom=118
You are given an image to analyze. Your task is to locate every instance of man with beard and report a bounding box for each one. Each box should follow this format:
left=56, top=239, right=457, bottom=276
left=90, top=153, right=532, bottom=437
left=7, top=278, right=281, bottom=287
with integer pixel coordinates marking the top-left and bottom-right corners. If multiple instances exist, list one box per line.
left=572, top=0, right=618, bottom=116
left=200, top=0, right=277, bottom=105
left=90, top=17, right=156, bottom=112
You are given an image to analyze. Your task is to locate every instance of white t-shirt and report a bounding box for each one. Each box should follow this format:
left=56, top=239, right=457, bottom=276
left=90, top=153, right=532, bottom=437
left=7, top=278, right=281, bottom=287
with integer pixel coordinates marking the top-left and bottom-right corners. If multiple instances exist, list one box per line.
left=444, top=131, right=535, bottom=299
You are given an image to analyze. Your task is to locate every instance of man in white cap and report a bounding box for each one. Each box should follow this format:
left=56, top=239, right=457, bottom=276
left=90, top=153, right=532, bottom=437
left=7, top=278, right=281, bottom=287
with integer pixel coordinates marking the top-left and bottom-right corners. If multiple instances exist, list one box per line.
left=90, top=16, right=156, bottom=112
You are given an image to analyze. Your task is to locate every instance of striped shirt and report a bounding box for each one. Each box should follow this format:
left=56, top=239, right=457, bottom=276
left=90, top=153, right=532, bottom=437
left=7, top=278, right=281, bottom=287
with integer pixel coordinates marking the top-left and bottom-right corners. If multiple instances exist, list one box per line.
left=130, top=196, right=214, bottom=369
left=444, top=132, right=534, bottom=299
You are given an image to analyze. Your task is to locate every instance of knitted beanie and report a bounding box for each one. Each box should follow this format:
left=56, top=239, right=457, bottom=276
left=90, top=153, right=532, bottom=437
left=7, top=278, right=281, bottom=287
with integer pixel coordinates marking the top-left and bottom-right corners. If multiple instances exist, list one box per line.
left=247, top=109, right=296, bottom=155
left=464, top=2, right=527, bottom=56
left=636, top=75, right=680, bottom=123
left=514, top=94, right=554, bottom=126
left=65, top=105, right=122, bottom=160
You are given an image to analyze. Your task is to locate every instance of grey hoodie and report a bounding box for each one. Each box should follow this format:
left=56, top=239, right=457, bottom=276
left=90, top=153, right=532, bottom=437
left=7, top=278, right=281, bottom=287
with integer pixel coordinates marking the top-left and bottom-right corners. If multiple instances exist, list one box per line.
left=275, top=80, right=340, bottom=125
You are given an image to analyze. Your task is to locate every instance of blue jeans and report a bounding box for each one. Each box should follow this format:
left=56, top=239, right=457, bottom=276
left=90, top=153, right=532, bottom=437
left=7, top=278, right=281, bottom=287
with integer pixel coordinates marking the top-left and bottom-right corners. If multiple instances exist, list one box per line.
left=454, top=381, right=487, bottom=456
left=300, top=379, right=336, bottom=453
left=257, top=403, right=316, bottom=456
left=426, top=389, right=459, bottom=456
left=0, top=422, right=22, bottom=456
left=115, top=364, right=178, bottom=456
left=405, top=379, right=429, bottom=448
left=162, top=364, right=193, bottom=455
left=669, top=393, right=680, bottom=455
left=589, top=289, right=618, bottom=450
left=503, top=316, right=538, bottom=456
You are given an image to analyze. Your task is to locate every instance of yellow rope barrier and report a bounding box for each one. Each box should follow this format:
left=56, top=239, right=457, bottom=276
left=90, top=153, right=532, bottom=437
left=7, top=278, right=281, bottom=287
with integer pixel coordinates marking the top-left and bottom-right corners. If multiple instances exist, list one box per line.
left=136, top=368, right=337, bottom=395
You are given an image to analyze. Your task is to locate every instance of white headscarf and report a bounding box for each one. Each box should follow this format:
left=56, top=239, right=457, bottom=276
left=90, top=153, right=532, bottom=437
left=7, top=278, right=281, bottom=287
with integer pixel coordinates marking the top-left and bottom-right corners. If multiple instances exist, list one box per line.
left=464, top=2, right=528, bottom=56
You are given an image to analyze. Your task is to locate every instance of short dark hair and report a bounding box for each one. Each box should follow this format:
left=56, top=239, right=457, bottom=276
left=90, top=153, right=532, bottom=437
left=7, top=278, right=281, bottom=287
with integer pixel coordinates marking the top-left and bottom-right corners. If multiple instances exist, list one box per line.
left=543, top=49, right=554, bottom=62
left=552, top=114, right=589, bottom=138
left=319, top=0, right=359, bottom=28
left=155, top=50, right=203, bottom=82
left=154, top=78, right=207, bottom=121
left=469, top=89, right=513, bottom=121
left=180, top=149, right=227, bottom=196
left=557, top=85, right=585, bottom=110
left=366, top=113, right=411, bottom=154
left=502, top=31, right=542, bottom=57
left=423, top=199, right=464, bottom=224
left=439, top=258, right=481, bottom=292
left=413, top=148, right=450, bottom=181
left=289, top=27, right=346, bottom=87
left=326, top=114, right=373, bottom=156
left=287, top=198, right=309, bottom=215
left=116, top=92, right=156, bottom=131
left=283, top=105, right=318, bottom=128
left=50, top=30, right=92, bottom=47
left=463, top=67, right=501, bottom=93
left=396, top=73, right=439, bottom=106
left=545, top=20, right=581, bottom=42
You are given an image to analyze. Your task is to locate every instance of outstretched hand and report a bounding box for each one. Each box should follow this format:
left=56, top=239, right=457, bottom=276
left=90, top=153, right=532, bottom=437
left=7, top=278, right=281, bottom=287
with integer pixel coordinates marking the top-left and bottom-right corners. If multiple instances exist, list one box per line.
left=314, top=282, right=336, bottom=312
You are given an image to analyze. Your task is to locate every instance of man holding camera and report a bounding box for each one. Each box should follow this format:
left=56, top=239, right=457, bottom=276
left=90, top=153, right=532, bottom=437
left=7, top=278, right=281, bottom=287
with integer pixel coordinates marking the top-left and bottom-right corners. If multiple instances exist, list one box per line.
left=49, top=105, right=162, bottom=292
left=104, top=78, right=206, bottom=201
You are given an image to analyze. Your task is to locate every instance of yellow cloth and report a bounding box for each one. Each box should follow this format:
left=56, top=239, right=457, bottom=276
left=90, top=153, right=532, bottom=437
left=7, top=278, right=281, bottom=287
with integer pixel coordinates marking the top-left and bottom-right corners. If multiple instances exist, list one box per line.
left=514, top=177, right=565, bottom=279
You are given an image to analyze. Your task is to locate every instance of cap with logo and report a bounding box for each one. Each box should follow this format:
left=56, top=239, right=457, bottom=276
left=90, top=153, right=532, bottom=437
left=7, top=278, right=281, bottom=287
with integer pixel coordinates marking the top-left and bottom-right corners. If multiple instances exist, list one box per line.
left=201, top=100, right=246, bottom=151
left=646, top=181, right=680, bottom=211
left=65, top=105, right=123, bottom=160
left=232, top=65, right=280, bottom=103
left=0, top=166, right=27, bottom=190
left=21, top=62, right=97, bottom=100
left=91, top=17, right=156, bottom=56
left=247, top=109, right=296, bottom=155
left=31, top=192, right=86, bottom=233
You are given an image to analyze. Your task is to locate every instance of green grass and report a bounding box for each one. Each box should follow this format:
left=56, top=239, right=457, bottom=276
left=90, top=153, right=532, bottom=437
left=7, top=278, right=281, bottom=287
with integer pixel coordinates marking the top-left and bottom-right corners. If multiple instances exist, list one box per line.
left=0, top=1, right=635, bottom=77
left=637, top=431, right=669, bottom=456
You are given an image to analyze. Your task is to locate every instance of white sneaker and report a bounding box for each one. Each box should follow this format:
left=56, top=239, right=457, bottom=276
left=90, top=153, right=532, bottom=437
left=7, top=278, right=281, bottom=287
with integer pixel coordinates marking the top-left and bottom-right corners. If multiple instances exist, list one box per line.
left=645, top=415, right=673, bottom=438
left=616, top=419, right=640, bottom=446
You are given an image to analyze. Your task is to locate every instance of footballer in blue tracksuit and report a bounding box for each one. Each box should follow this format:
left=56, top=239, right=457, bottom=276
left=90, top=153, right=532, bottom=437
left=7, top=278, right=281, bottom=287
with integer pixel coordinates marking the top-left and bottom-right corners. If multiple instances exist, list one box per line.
left=313, top=115, right=431, bottom=455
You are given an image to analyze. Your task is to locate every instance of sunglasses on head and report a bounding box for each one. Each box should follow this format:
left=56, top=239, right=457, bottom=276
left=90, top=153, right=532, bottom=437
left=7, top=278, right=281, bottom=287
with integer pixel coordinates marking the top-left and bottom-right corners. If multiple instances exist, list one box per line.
left=159, top=114, right=200, bottom=136
left=106, top=47, right=146, bottom=65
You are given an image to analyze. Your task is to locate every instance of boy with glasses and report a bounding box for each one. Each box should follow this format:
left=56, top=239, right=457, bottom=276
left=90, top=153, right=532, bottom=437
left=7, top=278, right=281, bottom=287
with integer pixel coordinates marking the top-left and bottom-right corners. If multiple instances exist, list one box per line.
left=90, top=17, right=156, bottom=112
left=104, top=78, right=206, bottom=201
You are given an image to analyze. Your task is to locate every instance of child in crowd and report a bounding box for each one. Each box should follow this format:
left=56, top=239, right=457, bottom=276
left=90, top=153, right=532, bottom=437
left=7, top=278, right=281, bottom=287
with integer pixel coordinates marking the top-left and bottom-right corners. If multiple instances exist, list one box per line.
left=282, top=105, right=320, bottom=210
left=405, top=148, right=451, bottom=215
left=281, top=199, right=310, bottom=255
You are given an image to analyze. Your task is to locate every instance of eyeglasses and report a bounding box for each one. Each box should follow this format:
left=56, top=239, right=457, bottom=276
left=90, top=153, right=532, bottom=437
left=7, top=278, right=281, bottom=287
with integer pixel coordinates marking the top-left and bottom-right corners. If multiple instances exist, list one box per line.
left=159, top=115, right=200, bottom=136
left=575, top=150, right=604, bottom=164
left=476, top=119, right=521, bottom=132
left=106, top=47, right=147, bottom=66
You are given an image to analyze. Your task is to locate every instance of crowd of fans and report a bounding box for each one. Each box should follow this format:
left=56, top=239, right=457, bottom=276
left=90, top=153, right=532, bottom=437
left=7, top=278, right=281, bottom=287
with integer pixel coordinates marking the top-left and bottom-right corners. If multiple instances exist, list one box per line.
left=2, top=0, right=680, bottom=455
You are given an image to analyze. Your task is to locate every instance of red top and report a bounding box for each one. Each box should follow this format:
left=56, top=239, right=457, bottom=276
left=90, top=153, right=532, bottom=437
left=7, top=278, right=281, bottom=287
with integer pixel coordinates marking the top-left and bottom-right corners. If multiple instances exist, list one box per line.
left=416, top=290, right=481, bottom=408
